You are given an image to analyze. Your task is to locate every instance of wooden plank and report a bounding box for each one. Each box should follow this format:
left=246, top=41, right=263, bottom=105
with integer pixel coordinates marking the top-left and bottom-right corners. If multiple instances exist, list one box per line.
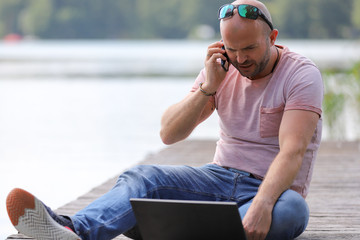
left=6, top=140, right=360, bottom=239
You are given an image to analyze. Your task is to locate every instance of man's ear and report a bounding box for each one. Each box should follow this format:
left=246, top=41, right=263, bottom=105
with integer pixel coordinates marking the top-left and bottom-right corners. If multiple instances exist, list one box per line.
left=269, top=29, right=279, bottom=46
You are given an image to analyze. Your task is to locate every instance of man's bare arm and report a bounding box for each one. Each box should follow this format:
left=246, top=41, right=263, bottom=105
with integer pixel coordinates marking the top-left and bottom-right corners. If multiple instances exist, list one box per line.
left=160, top=91, right=215, bottom=145
left=160, top=41, right=228, bottom=145
left=242, top=109, right=320, bottom=240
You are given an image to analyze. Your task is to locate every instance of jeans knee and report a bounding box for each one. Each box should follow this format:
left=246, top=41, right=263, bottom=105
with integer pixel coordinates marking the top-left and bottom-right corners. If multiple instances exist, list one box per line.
left=119, top=165, right=161, bottom=184
left=114, top=165, right=161, bottom=194
left=266, top=190, right=309, bottom=240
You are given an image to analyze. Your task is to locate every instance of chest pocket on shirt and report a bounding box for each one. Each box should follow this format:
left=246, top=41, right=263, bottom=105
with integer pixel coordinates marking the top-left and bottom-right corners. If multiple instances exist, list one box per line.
left=260, top=105, right=284, bottom=138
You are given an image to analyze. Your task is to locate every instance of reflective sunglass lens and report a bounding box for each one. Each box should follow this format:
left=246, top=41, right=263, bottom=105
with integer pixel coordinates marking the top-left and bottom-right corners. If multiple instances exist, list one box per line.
left=238, top=5, right=258, bottom=20
left=219, top=5, right=234, bottom=19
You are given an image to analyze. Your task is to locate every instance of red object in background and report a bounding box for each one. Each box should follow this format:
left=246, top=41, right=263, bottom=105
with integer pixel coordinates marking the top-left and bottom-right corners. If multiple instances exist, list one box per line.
left=3, top=33, right=23, bottom=42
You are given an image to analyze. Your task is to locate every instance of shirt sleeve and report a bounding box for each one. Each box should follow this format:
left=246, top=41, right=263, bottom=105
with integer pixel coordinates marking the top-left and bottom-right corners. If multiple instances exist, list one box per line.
left=190, top=68, right=206, bottom=92
left=284, top=65, right=324, bottom=117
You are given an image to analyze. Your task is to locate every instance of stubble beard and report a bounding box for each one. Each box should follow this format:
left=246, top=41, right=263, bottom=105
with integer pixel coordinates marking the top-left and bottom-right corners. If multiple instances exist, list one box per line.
left=234, top=44, right=271, bottom=80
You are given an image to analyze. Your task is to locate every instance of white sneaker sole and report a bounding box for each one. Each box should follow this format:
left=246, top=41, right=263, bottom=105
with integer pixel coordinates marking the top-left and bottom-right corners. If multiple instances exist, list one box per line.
left=6, top=188, right=81, bottom=240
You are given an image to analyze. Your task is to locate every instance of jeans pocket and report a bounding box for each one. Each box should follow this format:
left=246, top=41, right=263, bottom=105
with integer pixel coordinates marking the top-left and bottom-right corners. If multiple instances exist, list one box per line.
left=260, top=105, right=284, bottom=138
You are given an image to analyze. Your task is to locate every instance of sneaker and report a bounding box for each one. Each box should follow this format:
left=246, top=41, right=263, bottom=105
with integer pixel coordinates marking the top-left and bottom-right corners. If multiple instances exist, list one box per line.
left=6, top=188, right=81, bottom=240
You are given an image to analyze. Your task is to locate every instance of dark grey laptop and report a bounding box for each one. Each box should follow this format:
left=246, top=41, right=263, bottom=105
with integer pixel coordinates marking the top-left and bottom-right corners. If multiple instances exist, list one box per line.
left=130, top=198, right=247, bottom=240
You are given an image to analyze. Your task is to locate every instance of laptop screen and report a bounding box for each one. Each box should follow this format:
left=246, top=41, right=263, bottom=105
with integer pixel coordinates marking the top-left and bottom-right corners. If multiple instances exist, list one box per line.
left=130, top=198, right=247, bottom=240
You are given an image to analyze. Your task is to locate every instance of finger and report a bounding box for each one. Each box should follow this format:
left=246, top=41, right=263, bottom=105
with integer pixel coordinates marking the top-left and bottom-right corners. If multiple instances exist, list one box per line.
left=205, top=54, right=224, bottom=69
left=207, top=41, right=223, bottom=48
left=209, top=53, right=228, bottom=64
left=206, top=42, right=225, bottom=56
left=206, top=48, right=226, bottom=61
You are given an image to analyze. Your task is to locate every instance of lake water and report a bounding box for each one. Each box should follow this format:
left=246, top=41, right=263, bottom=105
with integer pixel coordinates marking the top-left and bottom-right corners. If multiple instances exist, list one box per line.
left=1, top=39, right=359, bottom=238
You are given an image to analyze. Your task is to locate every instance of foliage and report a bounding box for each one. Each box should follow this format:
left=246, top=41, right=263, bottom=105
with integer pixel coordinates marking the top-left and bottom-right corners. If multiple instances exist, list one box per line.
left=0, top=0, right=360, bottom=39
left=322, top=62, right=360, bottom=140
left=322, top=76, right=346, bottom=139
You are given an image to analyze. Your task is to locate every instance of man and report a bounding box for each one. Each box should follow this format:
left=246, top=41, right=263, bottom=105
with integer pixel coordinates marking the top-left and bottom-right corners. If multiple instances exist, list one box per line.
left=6, top=0, right=323, bottom=239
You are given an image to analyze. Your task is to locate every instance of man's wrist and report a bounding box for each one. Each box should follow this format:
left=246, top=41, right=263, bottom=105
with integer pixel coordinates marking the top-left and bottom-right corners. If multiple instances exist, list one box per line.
left=253, top=192, right=278, bottom=208
left=199, top=82, right=216, bottom=96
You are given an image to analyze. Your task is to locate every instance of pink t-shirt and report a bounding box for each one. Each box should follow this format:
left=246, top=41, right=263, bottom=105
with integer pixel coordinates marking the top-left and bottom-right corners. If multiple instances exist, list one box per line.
left=191, top=46, right=323, bottom=198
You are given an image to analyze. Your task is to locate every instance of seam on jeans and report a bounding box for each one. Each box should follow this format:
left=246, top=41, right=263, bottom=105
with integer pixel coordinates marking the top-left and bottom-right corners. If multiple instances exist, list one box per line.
left=146, top=186, right=229, bottom=201
left=230, top=173, right=240, bottom=201
left=82, top=206, right=134, bottom=239
left=229, top=173, right=258, bottom=202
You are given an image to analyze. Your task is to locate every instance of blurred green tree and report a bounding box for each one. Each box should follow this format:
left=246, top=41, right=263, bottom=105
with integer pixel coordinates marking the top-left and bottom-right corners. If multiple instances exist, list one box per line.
left=351, top=0, right=360, bottom=36
left=0, top=0, right=25, bottom=37
left=19, top=0, right=53, bottom=37
left=0, top=0, right=359, bottom=39
left=274, top=0, right=353, bottom=39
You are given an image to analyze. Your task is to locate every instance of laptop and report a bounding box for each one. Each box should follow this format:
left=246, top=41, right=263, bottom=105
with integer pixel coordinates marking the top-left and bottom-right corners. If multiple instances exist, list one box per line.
left=130, top=198, right=247, bottom=240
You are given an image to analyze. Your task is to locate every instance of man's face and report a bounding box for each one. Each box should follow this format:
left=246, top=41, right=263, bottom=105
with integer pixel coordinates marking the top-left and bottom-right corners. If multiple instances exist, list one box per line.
left=228, top=40, right=270, bottom=80
left=221, top=17, right=272, bottom=80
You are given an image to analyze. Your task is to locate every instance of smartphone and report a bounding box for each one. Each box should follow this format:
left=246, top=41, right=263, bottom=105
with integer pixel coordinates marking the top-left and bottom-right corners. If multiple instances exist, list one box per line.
left=221, top=46, right=230, bottom=72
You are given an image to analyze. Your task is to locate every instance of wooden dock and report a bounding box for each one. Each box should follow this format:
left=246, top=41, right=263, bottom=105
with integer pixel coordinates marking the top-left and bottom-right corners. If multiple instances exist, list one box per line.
left=6, top=140, right=360, bottom=240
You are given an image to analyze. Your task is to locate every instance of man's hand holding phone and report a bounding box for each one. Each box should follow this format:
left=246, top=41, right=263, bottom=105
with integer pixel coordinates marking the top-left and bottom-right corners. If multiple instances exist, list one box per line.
left=221, top=45, right=230, bottom=72
left=203, top=41, right=229, bottom=95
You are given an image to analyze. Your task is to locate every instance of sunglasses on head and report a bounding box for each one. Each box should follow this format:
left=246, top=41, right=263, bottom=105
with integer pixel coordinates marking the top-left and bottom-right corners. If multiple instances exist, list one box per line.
left=218, top=4, right=274, bottom=30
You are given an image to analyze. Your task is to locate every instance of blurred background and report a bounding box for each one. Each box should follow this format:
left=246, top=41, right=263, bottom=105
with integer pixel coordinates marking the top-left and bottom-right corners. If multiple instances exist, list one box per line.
left=1, top=0, right=360, bottom=238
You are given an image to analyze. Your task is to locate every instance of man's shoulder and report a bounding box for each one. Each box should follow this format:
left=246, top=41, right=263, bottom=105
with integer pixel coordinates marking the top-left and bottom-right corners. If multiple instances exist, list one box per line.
left=279, top=45, right=318, bottom=69
left=276, top=45, right=321, bottom=82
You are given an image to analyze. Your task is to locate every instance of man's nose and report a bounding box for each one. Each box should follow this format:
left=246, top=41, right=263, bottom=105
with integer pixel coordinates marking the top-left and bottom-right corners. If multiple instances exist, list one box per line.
left=236, top=52, right=248, bottom=64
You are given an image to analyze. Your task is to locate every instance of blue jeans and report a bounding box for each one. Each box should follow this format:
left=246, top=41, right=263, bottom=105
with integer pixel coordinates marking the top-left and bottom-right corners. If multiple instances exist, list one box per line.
left=71, top=164, right=309, bottom=240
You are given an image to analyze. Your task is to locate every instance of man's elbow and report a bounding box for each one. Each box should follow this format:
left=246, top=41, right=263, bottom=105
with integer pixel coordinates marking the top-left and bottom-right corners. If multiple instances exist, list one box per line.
left=160, top=128, right=181, bottom=145
left=280, top=140, right=308, bottom=164
left=160, top=127, right=188, bottom=145
left=160, top=129, right=173, bottom=145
